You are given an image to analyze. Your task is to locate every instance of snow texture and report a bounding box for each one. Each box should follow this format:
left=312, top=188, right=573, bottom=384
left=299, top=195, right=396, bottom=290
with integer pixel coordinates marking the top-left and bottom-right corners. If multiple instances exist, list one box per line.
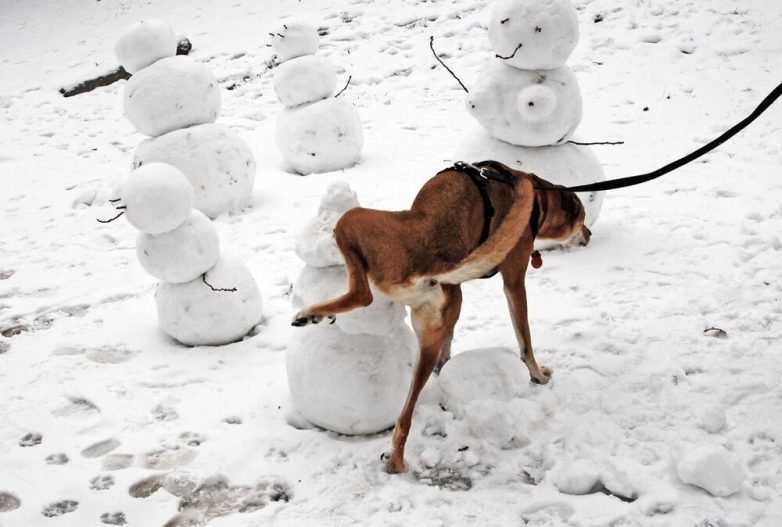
left=132, top=123, right=256, bottom=219
left=156, top=253, right=262, bottom=346
left=121, top=162, right=193, bottom=234
left=294, top=181, right=359, bottom=267
left=467, top=61, right=582, bottom=146
left=136, top=210, right=220, bottom=283
left=488, top=0, right=579, bottom=70
left=276, top=96, right=363, bottom=175
left=676, top=444, right=746, bottom=497
left=269, top=18, right=320, bottom=62
left=292, top=264, right=406, bottom=336
left=114, top=19, right=178, bottom=74
left=123, top=56, right=220, bottom=137
left=273, top=55, right=337, bottom=108
left=286, top=322, right=415, bottom=435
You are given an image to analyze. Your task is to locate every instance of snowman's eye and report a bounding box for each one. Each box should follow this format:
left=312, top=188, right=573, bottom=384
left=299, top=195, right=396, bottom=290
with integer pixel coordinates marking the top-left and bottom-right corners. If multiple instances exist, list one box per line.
left=535, top=26, right=542, bottom=33
left=528, top=101, right=534, bottom=106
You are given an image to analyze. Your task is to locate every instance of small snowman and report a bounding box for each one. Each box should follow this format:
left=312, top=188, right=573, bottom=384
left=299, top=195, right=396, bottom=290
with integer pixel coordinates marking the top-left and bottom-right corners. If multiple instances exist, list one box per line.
left=286, top=182, right=415, bottom=435
left=270, top=19, right=364, bottom=175
left=114, top=20, right=262, bottom=345
left=456, top=0, right=605, bottom=238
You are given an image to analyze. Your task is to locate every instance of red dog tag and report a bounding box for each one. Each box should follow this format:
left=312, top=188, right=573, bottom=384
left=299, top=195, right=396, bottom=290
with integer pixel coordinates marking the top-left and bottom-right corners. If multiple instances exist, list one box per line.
left=531, top=250, right=543, bottom=269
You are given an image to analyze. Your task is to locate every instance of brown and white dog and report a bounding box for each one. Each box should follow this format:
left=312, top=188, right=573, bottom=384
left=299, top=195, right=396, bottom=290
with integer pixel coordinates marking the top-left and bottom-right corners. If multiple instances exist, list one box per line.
left=292, top=160, right=590, bottom=473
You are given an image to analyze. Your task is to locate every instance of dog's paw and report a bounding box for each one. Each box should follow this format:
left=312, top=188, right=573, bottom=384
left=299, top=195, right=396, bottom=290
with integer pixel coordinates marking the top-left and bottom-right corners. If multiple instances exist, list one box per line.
left=381, top=452, right=407, bottom=474
left=291, top=313, right=336, bottom=327
left=531, top=366, right=553, bottom=385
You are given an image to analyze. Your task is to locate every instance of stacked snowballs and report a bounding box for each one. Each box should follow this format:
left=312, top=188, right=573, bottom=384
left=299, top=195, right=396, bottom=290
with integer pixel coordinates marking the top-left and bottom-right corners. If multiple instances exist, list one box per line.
left=116, top=20, right=262, bottom=346
left=287, top=183, right=415, bottom=435
left=456, top=0, right=606, bottom=239
left=270, top=19, right=363, bottom=175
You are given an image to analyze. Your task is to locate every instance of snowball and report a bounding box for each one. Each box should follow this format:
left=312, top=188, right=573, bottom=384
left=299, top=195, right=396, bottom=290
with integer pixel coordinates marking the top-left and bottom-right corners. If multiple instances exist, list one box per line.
left=124, top=56, right=221, bottom=137
left=294, top=181, right=359, bottom=268
left=156, top=254, right=263, bottom=346
left=133, top=123, right=256, bottom=219
left=286, top=323, right=416, bottom=435
left=292, top=264, right=406, bottom=336
left=114, top=19, right=178, bottom=74
left=466, top=61, right=582, bottom=147
left=699, top=406, right=727, bottom=434
left=455, top=125, right=605, bottom=244
left=273, top=55, right=337, bottom=107
left=438, top=348, right=529, bottom=417
left=122, top=162, right=193, bottom=234
left=137, top=210, right=220, bottom=283
left=676, top=445, right=746, bottom=497
left=553, top=458, right=602, bottom=495
left=488, top=0, right=579, bottom=70
left=270, top=18, right=319, bottom=62
left=276, top=97, right=363, bottom=175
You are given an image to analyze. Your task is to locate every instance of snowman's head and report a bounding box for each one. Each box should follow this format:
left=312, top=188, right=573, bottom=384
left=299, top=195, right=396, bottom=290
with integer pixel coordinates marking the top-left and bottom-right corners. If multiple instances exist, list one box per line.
left=270, top=18, right=320, bottom=62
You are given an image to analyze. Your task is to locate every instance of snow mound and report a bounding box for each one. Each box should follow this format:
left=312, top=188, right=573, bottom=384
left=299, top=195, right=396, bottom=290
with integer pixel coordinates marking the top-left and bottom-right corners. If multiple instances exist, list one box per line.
left=292, top=264, right=406, bottom=336
left=286, top=323, right=416, bottom=435
left=133, top=123, right=256, bottom=219
left=123, top=56, right=221, bottom=137
left=137, top=210, right=220, bottom=283
left=270, top=18, right=319, bottom=62
left=273, top=55, right=337, bottom=107
left=114, top=19, right=178, bottom=74
left=294, top=181, right=359, bottom=268
left=276, top=97, right=363, bottom=175
left=675, top=445, right=746, bottom=497
left=488, top=0, right=579, bottom=70
left=156, top=254, right=262, bottom=346
left=466, top=61, right=582, bottom=147
left=122, top=162, right=193, bottom=234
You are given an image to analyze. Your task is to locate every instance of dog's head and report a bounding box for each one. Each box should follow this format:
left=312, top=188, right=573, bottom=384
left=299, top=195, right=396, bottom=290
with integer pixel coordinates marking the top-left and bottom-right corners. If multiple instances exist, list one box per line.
left=531, top=175, right=591, bottom=247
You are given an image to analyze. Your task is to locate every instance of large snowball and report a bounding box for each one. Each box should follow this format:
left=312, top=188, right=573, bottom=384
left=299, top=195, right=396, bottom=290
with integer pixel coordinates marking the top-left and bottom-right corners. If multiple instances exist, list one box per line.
left=122, top=162, right=193, bottom=234
left=292, top=265, right=406, bottom=336
left=455, top=125, right=605, bottom=236
left=114, top=19, right=178, bottom=74
left=137, top=210, right=220, bottom=283
left=467, top=61, right=582, bottom=147
left=273, top=55, right=337, bottom=107
left=156, top=254, right=263, bottom=346
left=133, top=124, right=256, bottom=219
left=675, top=445, right=746, bottom=497
left=270, top=18, right=319, bottom=62
left=287, top=322, right=416, bottom=435
left=276, top=97, right=363, bottom=175
left=124, top=56, right=221, bottom=137
left=295, top=181, right=359, bottom=268
left=488, top=0, right=579, bottom=70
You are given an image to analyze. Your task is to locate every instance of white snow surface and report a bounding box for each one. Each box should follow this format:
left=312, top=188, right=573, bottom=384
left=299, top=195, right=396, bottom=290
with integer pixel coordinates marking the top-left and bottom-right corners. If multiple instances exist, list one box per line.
left=123, top=56, right=221, bottom=137
left=2, top=0, right=782, bottom=525
left=121, top=162, right=194, bottom=234
left=467, top=61, right=583, bottom=146
left=114, top=19, right=178, bottom=74
left=269, top=18, right=320, bottom=62
left=276, top=96, right=364, bottom=175
left=273, top=55, right=338, bottom=108
left=675, top=444, right=747, bottom=497
left=132, top=123, right=256, bottom=219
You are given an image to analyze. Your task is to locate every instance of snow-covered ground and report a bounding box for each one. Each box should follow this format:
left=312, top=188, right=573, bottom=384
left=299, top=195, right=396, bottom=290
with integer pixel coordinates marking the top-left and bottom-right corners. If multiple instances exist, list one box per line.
left=1, top=0, right=781, bottom=525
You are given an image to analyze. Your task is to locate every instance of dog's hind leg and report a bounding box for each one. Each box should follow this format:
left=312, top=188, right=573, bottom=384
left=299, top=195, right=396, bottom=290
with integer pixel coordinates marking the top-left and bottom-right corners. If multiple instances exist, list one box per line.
left=435, top=285, right=461, bottom=373
left=500, top=240, right=552, bottom=385
left=383, top=285, right=461, bottom=473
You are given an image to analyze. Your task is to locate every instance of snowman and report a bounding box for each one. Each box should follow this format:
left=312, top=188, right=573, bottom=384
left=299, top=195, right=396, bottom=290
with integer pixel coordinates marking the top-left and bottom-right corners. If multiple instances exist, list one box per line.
left=270, top=19, right=364, bottom=175
left=456, top=0, right=606, bottom=244
left=286, top=182, right=416, bottom=435
left=114, top=20, right=262, bottom=345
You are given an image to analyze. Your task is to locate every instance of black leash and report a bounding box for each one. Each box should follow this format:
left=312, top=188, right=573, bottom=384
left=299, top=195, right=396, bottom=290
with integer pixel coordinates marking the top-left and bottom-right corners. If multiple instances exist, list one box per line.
left=543, top=81, right=782, bottom=193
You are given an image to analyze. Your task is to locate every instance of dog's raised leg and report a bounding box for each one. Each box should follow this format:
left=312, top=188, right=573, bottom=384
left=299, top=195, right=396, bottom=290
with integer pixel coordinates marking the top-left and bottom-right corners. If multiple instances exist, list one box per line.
left=383, top=285, right=461, bottom=473
left=500, top=241, right=552, bottom=385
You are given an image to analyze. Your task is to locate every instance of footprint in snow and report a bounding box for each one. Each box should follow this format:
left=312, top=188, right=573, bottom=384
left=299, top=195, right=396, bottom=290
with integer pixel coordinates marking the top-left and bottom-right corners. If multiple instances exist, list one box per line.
left=82, top=438, right=121, bottom=458
left=45, top=453, right=69, bottom=465
left=19, top=432, right=42, bottom=447
left=142, top=447, right=196, bottom=470
left=100, top=512, right=127, bottom=525
left=152, top=404, right=179, bottom=422
left=41, top=500, right=78, bottom=517
left=0, top=492, right=22, bottom=512
left=0, top=341, right=10, bottom=354
left=129, top=474, right=165, bottom=498
left=85, top=346, right=137, bottom=364
left=102, top=453, right=134, bottom=471
left=90, top=475, right=115, bottom=491
left=414, top=465, right=472, bottom=491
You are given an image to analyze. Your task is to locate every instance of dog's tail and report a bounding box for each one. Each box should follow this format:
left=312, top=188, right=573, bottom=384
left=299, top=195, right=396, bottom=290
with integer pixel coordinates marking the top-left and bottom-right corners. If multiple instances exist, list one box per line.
left=432, top=175, right=534, bottom=284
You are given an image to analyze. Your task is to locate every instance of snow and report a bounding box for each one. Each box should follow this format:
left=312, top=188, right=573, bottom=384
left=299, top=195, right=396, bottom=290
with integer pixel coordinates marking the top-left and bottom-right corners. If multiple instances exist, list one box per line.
left=273, top=55, right=337, bottom=107
left=2, top=0, right=782, bottom=525
left=123, top=56, right=221, bottom=137
left=269, top=18, right=320, bottom=62
left=114, top=19, right=178, bottom=74
left=136, top=210, right=220, bottom=283
left=132, top=123, right=256, bottom=219
left=156, top=253, right=263, bottom=346
left=121, top=162, right=194, bottom=234
left=675, top=444, right=747, bottom=497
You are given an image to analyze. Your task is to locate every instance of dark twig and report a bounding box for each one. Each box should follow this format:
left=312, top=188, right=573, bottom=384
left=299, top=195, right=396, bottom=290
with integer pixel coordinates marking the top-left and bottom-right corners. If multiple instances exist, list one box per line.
left=334, top=75, right=352, bottom=97
left=97, top=211, right=125, bottom=224
left=429, top=36, right=469, bottom=93
left=202, top=275, right=237, bottom=293
left=108, top=198, right=122, bottom=203
left=568, top=140, right=625, bottom=146
left=495, top=43, right=522, bottom=60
